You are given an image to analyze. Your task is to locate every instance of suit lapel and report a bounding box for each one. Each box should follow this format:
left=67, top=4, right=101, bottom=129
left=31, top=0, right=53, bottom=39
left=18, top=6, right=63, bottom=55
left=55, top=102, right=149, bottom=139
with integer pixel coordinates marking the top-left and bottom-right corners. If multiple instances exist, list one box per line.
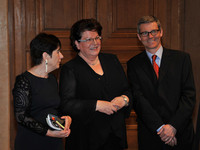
left=140, top=51, right=158, bottom=83
left=140, top=49, right=171, bottom=84
left=159, top=48, right=170, bottom=82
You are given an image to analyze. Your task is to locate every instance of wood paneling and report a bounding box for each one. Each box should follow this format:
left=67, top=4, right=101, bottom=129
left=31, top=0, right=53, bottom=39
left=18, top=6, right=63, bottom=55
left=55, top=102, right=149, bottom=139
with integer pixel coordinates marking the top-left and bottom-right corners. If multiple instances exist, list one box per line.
left=42, top=0, right=81, bottom=30
left=125, top=112, right=138, bottom=150
left=21, top=0, right=184, bottom=67
left=11, top=0, right=185, bottom=76
left=184, top=0, right=200, bottom=133
left=10, top=0, right=186, bottom=150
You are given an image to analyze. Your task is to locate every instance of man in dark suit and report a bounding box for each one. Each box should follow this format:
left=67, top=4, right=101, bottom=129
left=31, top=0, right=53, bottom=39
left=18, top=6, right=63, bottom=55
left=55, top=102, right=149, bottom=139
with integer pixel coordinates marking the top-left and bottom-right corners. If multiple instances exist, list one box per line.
left=127, top=15, right=196, bottom=150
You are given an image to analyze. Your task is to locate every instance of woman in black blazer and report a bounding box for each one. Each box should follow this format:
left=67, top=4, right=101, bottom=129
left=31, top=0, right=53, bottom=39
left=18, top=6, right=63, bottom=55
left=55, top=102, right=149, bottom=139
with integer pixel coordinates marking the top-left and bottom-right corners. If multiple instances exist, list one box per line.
left=59, top=18, right=132, bottom=150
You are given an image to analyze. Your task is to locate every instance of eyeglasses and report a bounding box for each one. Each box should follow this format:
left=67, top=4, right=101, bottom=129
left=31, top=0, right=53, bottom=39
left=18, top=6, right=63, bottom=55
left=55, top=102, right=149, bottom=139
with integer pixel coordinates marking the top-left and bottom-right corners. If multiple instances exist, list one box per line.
left=139, top=29, right=160, bottom=37
left=78, top=36, right=102, bottom=43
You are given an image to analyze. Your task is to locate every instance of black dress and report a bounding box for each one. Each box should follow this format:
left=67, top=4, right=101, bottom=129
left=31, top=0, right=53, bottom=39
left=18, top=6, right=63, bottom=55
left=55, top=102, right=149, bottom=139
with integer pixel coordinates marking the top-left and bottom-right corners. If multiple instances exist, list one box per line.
left=59, top=53, right=133, bottom=150
left=13, top=71, right=64, bottom=150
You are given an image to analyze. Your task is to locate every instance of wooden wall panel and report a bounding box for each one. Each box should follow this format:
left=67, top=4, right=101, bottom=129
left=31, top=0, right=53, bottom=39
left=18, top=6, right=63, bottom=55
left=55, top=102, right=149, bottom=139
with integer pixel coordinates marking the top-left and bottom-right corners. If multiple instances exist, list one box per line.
left=184, top=0, right=200, bottom=132
left=13, top=0, right=26, bottom=75
left=42, top=0, right=81, bottom=30
left=113, top=0, right=154, bottom=35
left=154, top=0, right=184, bottom=50
left=98, top=0, right=155, bottom=68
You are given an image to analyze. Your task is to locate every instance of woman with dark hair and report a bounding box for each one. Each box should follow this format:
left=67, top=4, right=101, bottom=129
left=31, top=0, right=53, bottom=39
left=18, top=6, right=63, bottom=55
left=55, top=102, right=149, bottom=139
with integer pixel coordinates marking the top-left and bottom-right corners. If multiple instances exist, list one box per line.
left=12, top=33, right=72, bottom=150
left=59, top=18, right=132, bottom=150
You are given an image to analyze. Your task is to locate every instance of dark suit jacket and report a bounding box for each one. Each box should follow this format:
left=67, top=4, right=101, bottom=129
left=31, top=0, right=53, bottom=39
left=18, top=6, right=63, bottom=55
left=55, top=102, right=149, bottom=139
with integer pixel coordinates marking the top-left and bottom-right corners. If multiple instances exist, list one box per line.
left=127, top=48, right=196, bottom=150
left=59, top=53, right=132, bottom=150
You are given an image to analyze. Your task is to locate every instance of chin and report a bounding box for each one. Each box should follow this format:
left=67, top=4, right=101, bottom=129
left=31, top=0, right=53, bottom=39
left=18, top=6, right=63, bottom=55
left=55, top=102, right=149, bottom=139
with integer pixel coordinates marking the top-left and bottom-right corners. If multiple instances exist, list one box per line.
left=147, top=44, right=158, bottom=49
left=91, top=51, right=100, bottom=55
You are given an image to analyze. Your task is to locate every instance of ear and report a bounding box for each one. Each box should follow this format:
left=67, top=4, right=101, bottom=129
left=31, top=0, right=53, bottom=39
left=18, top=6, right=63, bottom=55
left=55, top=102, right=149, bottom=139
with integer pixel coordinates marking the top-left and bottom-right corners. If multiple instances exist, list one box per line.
left=137, top=33, right=142, bottom=41
left=75, top=40, right=80, bottom=50
left=42, top=52, right=49, bottom=61
left=160, top=28, right=163, bottom=37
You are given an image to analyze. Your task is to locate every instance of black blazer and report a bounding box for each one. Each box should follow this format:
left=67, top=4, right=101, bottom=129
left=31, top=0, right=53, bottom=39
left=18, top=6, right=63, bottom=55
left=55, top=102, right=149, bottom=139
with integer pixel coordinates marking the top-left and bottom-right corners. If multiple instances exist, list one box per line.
left=59, top=53, right=132, bottom=150
left=127, top=48, right=196, bottom=150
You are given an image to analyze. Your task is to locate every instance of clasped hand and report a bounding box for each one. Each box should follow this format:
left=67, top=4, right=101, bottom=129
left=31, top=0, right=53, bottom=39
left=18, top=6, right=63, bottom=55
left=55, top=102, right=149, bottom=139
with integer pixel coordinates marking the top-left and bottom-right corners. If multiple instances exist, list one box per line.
left=96, top=96, right=125, bottom=115
left=46, top=116, right=72, bottom=138
left=157, top=124, right=177, bottom=147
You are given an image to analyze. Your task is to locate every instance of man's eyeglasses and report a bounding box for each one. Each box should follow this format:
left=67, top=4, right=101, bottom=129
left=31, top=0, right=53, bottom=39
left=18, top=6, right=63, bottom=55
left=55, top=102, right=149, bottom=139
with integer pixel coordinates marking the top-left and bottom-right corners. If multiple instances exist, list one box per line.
left=139, top=29, right=160, bottom=37
left=78, top=36, right=102, bottom=43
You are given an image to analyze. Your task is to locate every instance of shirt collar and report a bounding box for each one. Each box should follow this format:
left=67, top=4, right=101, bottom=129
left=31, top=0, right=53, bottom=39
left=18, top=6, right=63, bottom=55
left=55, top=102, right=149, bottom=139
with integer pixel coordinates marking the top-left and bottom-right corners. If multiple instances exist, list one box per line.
left=146, top=46, right=163, bottom=60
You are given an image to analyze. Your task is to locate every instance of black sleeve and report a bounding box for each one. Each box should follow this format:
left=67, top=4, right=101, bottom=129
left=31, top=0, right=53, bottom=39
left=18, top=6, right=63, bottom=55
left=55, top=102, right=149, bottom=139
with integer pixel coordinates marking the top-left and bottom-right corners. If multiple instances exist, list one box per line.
left=12, top=74, right=48, bottom=135
left=169, top=53, right=196, bottom=132
left=59, top=65, right=97, bottom=125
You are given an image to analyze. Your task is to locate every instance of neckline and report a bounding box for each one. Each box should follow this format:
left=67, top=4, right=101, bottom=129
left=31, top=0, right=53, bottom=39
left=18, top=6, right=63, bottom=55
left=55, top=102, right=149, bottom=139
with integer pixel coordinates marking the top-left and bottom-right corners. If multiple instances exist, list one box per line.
left=78, top=53, right=100, bottom=66
left=77, top=55, right=104, bottom=76
left=26, top=71, right=50, bottom=80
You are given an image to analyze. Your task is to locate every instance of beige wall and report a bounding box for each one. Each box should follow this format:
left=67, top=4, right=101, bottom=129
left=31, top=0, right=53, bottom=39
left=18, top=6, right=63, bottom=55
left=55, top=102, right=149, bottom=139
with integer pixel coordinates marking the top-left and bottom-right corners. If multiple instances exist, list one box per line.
left=0, top=0, right=10, bottom=150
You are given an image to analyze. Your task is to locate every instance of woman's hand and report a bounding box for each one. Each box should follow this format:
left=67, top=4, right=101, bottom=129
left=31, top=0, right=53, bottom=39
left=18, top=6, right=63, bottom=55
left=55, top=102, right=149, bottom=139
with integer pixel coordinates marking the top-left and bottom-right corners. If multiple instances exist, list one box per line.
left=111, top=95, right=129, bottom=110
left=46, top=129, right=69, bottom=138
left=96, top=100, right=118, bottom=115
left=61, top=116, right=72, bottom=136
left=46, top=115, right=72, bottom=138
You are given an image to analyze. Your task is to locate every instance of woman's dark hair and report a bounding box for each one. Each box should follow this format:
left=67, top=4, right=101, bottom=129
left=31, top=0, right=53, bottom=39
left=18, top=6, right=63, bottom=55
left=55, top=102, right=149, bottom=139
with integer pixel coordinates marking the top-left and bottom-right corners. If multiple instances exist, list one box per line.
left=30, top=33, right=61, bottom=66
left=70, top=18, right=102, bottom=52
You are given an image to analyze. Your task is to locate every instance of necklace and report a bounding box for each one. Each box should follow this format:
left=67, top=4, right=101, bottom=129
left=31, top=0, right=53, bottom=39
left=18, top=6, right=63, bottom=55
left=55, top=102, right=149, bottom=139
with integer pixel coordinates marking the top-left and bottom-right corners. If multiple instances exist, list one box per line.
left=88, top=58, right=99, bottom=66
left=78, top=53, right=99, bottom=66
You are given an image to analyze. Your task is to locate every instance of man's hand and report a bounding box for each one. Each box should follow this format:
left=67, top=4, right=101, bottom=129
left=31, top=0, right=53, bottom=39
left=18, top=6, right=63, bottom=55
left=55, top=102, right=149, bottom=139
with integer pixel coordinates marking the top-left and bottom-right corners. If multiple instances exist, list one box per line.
left=167, top=137, right=177, bottom=147
left=157, top=124, right=177, bottom=146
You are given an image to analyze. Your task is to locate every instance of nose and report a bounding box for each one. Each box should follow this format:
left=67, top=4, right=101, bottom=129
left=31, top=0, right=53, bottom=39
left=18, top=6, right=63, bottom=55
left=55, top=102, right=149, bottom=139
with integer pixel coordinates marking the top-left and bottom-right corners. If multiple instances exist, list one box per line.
left=148, top=32, right=154, bottom=38
left=92, top=38, right=98, bottom=44
left=59, top=52, right=64, bottom=59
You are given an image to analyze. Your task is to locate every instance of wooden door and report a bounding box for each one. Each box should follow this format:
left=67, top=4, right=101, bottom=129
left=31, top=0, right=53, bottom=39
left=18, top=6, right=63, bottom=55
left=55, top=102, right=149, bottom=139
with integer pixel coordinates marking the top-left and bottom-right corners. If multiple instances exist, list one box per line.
left=9, top=0, right=184, bottom=150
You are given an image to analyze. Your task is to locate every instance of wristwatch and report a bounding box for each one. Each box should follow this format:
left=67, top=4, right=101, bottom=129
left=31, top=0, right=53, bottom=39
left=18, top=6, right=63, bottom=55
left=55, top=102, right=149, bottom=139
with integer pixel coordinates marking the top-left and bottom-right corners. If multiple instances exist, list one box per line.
left=121, top=95, right=129, bottom=106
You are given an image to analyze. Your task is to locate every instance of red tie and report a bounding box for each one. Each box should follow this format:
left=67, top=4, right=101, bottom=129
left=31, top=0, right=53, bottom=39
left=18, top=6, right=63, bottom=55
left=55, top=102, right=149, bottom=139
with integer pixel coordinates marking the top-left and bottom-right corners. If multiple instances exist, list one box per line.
left=152, top=55, right=159, bottom=78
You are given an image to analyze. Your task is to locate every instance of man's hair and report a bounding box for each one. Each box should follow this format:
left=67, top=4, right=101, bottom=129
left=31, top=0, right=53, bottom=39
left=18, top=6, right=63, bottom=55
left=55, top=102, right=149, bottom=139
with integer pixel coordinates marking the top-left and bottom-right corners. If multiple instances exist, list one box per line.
left=137, top=15, right=161, bottom=33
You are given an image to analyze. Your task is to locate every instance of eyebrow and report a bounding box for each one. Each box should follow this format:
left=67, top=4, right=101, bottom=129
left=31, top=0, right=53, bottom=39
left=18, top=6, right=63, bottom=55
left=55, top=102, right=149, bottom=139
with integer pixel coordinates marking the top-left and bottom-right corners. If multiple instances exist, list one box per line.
left=82, top=35, right=99, bottom=39
left=140, top=29, right=159, bottom=32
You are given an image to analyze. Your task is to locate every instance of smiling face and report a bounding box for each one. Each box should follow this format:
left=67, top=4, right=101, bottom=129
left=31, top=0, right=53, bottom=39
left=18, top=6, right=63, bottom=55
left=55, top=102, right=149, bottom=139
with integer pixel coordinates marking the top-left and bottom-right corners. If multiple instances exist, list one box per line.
left=75, top=30, right=101, bottom=59
left=137, top=22, right=163, bottom=54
